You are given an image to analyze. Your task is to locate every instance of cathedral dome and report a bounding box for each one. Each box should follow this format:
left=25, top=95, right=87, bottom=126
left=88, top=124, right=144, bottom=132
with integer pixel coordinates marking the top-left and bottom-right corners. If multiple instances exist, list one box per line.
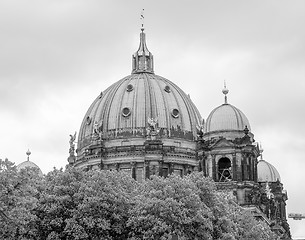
left=77, top=29, right=202, bottom=154
left=257, top=159, right=281, bottom=183
left=17, top=150, right=43, bottom=176
left=203, top=85, right=252, bottom=140
left=204, top=103, right=251, bottom=133
left=77, top=73, right=201, bottom=150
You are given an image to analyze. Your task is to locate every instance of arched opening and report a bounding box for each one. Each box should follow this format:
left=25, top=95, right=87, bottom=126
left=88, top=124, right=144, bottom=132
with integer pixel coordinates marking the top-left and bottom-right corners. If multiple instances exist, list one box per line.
left=218, top=157, right=232, bottom=182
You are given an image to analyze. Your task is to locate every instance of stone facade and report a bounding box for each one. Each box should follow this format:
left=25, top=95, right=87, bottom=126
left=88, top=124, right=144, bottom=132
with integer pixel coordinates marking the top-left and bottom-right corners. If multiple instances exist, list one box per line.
left=68, top=28, right=291, bottom=239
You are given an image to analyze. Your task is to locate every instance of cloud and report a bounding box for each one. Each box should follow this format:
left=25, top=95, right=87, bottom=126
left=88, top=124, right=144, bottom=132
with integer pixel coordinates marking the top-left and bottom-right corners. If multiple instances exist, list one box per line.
left=0, top=0, right=304, bottom=237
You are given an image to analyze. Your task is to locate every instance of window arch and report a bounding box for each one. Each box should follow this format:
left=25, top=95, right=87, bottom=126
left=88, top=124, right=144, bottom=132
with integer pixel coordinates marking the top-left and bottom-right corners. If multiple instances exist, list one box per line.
left=218, top=157, right=232, bottom=182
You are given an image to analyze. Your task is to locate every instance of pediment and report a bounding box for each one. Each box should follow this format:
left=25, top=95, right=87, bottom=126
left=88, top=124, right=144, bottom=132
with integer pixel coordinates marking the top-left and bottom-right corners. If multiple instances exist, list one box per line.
left=211, top=138, right=235, bottom=148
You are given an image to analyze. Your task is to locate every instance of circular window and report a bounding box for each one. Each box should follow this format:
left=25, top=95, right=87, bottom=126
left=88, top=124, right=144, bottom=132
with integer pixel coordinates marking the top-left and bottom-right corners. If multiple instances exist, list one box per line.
left=122, top=107, right=131, bottom=117
left=126, top=84, right=133, bottom=92
left=86, top=116, right=92, bottom=125
left=164, top=85, right=171, bottom=93
left=171, top=108, right=179, bottom=118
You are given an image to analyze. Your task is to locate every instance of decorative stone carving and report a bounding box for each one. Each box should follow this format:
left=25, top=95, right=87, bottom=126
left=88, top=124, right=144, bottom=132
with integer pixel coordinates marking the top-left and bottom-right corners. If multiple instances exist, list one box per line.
left=69, top=132, right=77, bottom=156
left=146, top=118, right=159, bottom=140
left=196, top=124, right=204, bottom=140
left=93, top=120, right=103, bottom=140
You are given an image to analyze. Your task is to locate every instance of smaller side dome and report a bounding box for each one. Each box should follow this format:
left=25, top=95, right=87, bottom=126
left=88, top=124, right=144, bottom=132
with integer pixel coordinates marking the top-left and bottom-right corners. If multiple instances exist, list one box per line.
left=17, top=161, right=43, bottom=175
left=17, top=149, right=43, bottom=176
left=257, top=160, right=281, bottom=182
left=203, top=85, right=251, bottom=139
left=204, top=103, right=251, bottom=133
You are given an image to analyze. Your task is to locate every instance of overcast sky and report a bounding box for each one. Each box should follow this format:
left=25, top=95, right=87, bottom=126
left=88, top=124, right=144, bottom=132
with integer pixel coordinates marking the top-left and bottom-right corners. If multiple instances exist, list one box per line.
left=0, top=0, right=304, bottom=237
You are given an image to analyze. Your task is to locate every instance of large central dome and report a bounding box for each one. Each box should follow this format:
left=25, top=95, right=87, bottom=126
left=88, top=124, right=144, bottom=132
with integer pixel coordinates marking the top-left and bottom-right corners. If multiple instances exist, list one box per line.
left=78, top=72, right=201, bottom=150
left=75, top=29, right=202, bottom=171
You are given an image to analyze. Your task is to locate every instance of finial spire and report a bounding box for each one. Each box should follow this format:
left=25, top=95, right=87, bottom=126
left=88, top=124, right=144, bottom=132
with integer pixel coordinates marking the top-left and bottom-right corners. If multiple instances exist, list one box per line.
left=132, top=11, right=154, bottom=74
left=26, top=149, right=31, bottom=161
left=140, top=9, right=145, bottom=31
left=222, top=80, right=229, bottom=104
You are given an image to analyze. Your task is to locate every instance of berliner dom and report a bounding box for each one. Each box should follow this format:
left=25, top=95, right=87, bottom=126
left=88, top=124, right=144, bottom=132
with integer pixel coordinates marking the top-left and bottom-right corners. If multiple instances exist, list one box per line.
left=67, top=27, right=291, bottom=238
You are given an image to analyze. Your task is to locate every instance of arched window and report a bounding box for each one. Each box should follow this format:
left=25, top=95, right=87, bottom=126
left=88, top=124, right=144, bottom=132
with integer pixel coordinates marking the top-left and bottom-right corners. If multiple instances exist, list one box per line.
left=218, top=157, right=232, bottom=182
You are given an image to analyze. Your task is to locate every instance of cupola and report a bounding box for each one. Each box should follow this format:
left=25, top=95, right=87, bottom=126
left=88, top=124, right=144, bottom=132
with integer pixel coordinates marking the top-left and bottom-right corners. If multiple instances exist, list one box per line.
left=257, top=150, right=281, bottom=182
left=132, top=28, right=154, bottom=74
left=203, top=84, right=253, bottom=140
left=16, top=149, right=43, bottom=176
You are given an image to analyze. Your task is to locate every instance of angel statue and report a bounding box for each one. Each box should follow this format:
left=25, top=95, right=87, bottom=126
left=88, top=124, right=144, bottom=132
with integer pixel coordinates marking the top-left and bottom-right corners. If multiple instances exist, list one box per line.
left=147, top=118, right=159, bottom=139
left=148, top=118, right=158, bottom=131
left=93, top=120, right=103, bottom=140
left=69, top=131, right=77, bottom=155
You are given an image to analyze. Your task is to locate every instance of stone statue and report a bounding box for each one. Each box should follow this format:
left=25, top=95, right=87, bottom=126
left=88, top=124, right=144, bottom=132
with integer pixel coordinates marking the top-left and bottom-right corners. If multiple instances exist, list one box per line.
left=148, top=118, right=158, bottom=131
left=93, top=120, right=103, bottom=140
left=69, top=132, right=77, bottom=155
left=146, top=118, right=159, bottom=140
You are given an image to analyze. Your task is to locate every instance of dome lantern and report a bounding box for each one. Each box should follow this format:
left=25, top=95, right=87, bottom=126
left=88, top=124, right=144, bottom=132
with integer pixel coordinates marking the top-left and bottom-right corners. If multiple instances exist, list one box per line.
left=132, top=28, right=154, bottom=74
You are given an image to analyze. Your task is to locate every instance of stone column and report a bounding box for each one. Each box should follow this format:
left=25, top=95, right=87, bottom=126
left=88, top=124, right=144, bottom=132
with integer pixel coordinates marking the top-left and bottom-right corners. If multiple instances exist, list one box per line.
left=202, top=156, right=207, bottom=176
left=232, top=154, right=237, bottom=181
left=207, top=154, right=213, bottom=178
left=212, top=155, right=217, bottom=181
left=145, top=161, right=150, bottom=179
left=236, top=153, right=242, bottom=181
left=131, top=162, right=136, bottom=180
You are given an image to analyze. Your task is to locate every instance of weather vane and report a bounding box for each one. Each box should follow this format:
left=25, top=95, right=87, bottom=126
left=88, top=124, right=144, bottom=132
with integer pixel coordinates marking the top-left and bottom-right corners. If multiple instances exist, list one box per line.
left=140, top=8, right=145, bottom=30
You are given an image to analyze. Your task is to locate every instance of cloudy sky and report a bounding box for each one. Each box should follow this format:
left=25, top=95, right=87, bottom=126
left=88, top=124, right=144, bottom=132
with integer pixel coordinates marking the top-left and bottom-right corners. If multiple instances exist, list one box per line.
left=0, top=0, right=304, bottom=237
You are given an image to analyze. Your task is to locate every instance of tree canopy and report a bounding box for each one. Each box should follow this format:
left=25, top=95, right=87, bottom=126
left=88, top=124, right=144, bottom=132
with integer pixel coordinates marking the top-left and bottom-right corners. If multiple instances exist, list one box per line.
left=0, top=159, right=278, bottom=240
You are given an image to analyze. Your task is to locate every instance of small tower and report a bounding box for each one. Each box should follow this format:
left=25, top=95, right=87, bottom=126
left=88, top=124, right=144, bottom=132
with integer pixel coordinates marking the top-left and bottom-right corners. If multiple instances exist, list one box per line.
left=200, top=85, right=259, bottom=205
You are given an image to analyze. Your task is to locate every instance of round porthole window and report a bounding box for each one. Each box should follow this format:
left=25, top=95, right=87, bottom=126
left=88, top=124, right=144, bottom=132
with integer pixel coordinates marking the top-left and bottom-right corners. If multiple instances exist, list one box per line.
left=122, top=107, right=131, bottom=117
left=171, top=108, right=179, bottom=118
left=164, top=85, right=171, bottom=93
left=126, top=84, right=133, bottom=92
left=86, top=116, right=92, bottom=125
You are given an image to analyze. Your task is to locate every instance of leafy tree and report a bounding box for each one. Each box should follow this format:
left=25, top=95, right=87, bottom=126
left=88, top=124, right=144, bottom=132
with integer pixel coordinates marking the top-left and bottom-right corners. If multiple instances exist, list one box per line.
left=0, top=158, right=43, bottom=239
left=127, top=174, right=214, bottom=239
left=127, top=173, right=278, bottom=240
left=0, top=160, right=278, bottom=240
left=35, top=168, right=138, bottom=240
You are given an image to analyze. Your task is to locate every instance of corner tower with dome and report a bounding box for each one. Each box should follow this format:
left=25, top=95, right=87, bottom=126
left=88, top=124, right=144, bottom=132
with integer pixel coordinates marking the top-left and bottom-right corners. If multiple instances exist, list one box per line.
left=68, top=27, right=291, bottom=238
left=197, top=85, right=290, bottom=238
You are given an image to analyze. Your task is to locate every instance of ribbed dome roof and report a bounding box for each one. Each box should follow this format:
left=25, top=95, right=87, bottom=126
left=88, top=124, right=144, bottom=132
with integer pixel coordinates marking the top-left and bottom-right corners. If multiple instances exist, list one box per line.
left=17, top=160, right=43, bottom=176
left=257, top=160, right=281, bottom=182
left=78, top=73, right=202, bottom=150
left=204, top=103, right=251, bottom=133
left=77, top=30, right=202, bottom=151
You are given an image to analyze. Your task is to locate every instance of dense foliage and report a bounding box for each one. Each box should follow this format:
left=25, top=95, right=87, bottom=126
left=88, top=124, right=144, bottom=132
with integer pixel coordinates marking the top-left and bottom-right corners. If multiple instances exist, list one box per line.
left=0, top=159, right=278, bottom=240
